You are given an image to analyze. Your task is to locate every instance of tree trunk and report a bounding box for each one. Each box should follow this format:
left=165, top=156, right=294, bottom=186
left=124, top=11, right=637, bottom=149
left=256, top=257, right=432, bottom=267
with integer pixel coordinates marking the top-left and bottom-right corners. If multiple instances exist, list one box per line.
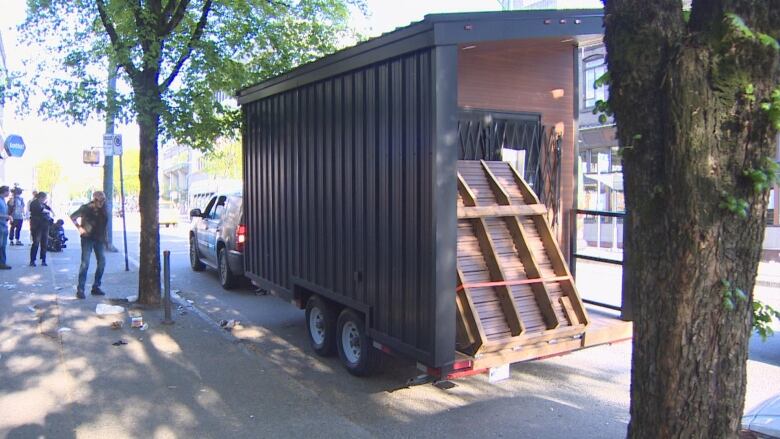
left=135, top=72, right=162, bottom=306
left=604, top=1, right=779, bottom=437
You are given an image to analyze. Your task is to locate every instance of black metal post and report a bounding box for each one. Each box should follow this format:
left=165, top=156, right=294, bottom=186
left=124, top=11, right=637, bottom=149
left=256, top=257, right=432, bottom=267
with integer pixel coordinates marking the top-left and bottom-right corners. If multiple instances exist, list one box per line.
left=162, top=250, right=173, bottom=324
left=119, top=153, right=129, bottom=271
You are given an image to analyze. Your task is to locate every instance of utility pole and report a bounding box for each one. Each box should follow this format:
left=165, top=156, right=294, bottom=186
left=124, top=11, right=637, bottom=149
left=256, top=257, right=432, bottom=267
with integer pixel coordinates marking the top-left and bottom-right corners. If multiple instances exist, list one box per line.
left=103, top=61, right=118, bottom=252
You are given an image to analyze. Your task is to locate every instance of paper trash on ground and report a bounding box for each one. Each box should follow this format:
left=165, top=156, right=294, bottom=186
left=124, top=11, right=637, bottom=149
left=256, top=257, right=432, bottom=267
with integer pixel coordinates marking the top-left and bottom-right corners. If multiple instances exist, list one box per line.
left=96, top=304, right=126, bottom=315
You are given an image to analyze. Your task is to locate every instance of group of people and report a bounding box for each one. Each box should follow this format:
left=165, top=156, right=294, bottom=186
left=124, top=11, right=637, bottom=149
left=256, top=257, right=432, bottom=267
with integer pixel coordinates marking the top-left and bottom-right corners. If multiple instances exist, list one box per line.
left=1, top=188, right=110, bottom=299
left=0, top=186, right=53, bottom=268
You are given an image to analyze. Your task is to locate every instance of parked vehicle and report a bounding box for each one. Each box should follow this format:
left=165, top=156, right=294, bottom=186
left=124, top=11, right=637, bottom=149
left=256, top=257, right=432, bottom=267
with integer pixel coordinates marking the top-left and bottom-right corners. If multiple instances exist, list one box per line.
left=188, top=192, right=245, bottom=289
left=159, top=200, right=179, bottom=227
left=741, top=393, right=780, bottom=438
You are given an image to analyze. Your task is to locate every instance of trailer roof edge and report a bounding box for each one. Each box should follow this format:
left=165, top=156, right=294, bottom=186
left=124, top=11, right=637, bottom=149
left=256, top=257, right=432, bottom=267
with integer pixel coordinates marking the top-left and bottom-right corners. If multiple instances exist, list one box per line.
left=236, top=9, right=604, bottom=105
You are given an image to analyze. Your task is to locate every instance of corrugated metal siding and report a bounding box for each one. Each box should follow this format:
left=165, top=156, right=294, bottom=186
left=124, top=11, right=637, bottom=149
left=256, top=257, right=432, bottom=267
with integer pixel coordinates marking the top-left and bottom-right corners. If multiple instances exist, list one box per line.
left=243, top=49, right=437, bottom=360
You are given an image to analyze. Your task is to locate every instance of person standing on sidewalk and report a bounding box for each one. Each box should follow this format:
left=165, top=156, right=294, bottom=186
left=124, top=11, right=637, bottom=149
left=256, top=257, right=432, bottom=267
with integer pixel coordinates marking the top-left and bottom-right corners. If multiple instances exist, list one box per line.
left=0, top=186, right=12, bottom=269
left=8, top=187, right=25, bottom=245
left=70, top=191, right=108, bottom=299
left=29, top=191, right=53, bottom=267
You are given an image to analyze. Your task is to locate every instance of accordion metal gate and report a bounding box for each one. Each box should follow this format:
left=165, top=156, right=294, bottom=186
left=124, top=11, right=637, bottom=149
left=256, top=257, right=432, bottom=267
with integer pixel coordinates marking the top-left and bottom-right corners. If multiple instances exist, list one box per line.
left=457, top=110, right=562, bottom=229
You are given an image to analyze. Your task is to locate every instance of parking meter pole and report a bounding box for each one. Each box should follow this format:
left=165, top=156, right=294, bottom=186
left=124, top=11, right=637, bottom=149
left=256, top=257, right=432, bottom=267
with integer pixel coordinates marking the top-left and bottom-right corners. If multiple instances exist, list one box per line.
left=119, top=153, right=129, bottom=272
left=162, top=250, right=173, bottom=325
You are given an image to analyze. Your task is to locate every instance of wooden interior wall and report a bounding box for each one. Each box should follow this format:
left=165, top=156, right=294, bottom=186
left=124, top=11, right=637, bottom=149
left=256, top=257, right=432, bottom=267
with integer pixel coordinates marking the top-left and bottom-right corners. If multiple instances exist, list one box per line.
left=457, top=38, right=576, bottom=259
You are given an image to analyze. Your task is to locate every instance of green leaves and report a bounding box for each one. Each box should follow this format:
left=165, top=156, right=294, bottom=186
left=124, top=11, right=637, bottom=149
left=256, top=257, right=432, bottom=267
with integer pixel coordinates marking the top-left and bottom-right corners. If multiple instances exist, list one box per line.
left=594, top=71, right=611, bottom=89
left=725, top=13, right=754, bottom=39
left=742, top=157, right=779, bottom=194
left=719, top=192, right=749, bottom=218
left=759, top=86, right=780, bottom=130
left=17, top=0, right=360, bottom=150
left=592, top=99, right=612, bottom=124
left=720, top=279, right=780, bottom=341
left=725, top=12, right=780, bottom=52
left=758, top=34, right=780, bottom=51
left=720, top=279, right=747, bottom=312
left=753, top=300, right=780, bottom=341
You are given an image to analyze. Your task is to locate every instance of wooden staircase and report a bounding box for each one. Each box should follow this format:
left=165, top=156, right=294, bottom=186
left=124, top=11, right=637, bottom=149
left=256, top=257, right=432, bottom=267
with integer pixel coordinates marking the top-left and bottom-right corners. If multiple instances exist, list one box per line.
left=456, top=160, right=589, bottom=356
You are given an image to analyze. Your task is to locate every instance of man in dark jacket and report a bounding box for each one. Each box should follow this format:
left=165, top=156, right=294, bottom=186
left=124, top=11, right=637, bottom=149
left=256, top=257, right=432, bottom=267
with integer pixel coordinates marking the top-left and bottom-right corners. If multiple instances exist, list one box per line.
left=70, top=191, right=109, bottom=299
left=29, top=191, right=53, bottom=267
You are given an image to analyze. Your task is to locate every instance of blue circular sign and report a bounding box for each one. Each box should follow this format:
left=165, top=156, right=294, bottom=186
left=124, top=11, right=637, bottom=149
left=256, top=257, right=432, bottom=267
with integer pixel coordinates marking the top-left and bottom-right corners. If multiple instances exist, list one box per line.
left=4, top=134, right=26, bottom=157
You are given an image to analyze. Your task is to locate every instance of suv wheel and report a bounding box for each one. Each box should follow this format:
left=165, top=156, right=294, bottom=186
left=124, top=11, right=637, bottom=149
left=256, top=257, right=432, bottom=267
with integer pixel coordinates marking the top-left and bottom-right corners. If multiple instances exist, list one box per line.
left=218, top=247, right=239, bottom=289
left=190, top=235, right=205, bottom=272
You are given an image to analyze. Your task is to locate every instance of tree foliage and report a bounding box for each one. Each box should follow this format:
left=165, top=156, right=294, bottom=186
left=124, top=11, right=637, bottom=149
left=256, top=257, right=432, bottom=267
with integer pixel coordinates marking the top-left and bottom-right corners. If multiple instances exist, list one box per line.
left=200, top=139, right=241, bottom=180
left=13, top=0, right=359, bottom=304
left=33, top=159, right=63, bottom=194
left=16, top=0, right=357, bottom=150
left=113, top=148, right=140, bottom=197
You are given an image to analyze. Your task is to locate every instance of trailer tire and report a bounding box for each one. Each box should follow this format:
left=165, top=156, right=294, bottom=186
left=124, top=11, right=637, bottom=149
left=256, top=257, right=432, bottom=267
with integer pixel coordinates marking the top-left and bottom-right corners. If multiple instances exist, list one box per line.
left=336, top=308, right=379, bottom=376
left=305, top=296, right=337, bottom=356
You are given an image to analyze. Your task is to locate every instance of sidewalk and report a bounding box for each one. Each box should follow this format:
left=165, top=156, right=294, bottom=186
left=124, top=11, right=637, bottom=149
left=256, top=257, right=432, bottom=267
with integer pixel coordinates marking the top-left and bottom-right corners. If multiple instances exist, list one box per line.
left=0, top=239, right=370, bottom=438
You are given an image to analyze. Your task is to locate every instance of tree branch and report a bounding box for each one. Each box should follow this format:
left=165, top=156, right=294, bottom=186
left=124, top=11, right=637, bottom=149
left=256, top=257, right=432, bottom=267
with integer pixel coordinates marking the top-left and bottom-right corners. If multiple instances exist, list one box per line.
left=159, top=0, right=193, bottom=37
left=95, top=0, right=140, bottom=81
left=159, top=0, right=213, bottom=93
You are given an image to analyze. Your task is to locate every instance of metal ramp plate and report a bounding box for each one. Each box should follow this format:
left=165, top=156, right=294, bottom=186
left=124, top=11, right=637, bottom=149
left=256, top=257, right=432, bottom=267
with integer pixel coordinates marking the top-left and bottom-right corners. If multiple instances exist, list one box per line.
left=455, top=160, right=589, bottom=356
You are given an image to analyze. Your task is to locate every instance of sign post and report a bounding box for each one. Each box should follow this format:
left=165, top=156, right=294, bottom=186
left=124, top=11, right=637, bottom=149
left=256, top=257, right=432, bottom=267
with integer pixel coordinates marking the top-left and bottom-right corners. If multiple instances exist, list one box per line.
left=114, top=134, right=130, bottom=272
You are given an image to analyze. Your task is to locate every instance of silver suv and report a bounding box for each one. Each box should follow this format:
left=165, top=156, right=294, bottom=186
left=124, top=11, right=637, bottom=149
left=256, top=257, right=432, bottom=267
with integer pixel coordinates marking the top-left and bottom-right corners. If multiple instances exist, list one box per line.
left=189, top=192, right=245, bottom=289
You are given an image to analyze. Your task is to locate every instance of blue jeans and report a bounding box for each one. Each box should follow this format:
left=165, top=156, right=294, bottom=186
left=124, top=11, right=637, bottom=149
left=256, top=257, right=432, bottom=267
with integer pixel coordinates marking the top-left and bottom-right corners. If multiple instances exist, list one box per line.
left=78, top=237, right=106, bottom=292
left=0, top=227, right=7, bottom=265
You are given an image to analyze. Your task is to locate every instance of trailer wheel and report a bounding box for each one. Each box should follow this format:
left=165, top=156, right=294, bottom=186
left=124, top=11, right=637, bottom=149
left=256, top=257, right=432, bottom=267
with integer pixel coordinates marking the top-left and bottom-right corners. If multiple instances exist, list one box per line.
left=305, top=296, right=336, bottom=356
left=336, top=309, right=379, bottom=376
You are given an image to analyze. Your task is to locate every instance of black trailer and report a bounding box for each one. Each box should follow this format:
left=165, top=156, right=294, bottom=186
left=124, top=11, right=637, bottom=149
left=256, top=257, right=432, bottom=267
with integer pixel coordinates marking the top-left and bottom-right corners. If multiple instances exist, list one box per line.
left=238, top=9, right=630, bottom=377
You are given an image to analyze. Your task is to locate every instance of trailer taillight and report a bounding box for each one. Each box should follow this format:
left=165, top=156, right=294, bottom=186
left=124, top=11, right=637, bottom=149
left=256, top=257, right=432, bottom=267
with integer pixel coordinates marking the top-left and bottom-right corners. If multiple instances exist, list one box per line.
left=236, top=224, right=246, bottom=252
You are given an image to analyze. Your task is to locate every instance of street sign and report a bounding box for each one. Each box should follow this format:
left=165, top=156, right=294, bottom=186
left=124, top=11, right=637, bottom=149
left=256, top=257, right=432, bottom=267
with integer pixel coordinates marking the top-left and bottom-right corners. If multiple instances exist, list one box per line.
left=103, top=134, right=115, bottom=157
left=3, top=134, right=26, bottom=157
left=83, top=148, right=101, bottom=165
left=113, top=134, right=123, bottom=156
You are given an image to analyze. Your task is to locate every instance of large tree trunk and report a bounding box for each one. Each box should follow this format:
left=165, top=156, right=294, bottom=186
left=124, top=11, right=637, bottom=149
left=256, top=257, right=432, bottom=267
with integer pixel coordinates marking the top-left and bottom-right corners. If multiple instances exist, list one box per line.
left=135, top=72, right=162, bottom=306
left=604, top=1, right=779, bottom=437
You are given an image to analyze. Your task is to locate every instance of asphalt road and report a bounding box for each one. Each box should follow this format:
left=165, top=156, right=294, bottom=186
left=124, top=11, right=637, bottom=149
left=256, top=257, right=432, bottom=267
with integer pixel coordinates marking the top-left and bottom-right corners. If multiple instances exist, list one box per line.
left=100, top=214, right=780, bottom=438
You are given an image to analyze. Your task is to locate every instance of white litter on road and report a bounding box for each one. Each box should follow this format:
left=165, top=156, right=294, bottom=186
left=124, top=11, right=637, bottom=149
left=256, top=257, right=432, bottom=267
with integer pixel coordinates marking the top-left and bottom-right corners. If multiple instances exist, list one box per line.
left=96, top=304, right=125, bottom=315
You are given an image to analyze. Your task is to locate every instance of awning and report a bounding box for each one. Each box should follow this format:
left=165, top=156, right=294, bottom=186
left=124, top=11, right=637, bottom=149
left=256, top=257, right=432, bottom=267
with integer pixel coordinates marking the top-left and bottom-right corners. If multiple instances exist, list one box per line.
left=584, top=172, right=623, bottom=190
left=579, top=125, right=617, bottom=150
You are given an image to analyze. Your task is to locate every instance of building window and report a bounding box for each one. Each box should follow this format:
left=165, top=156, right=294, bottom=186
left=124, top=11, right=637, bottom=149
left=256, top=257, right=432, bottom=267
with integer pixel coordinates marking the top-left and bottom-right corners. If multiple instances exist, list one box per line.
left=584, top=55, right=607, bottom=109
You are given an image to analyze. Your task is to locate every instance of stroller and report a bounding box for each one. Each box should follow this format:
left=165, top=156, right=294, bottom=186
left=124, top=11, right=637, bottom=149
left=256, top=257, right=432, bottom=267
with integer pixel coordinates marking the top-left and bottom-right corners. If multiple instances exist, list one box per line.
left=47, top=219, right=68, bottom=252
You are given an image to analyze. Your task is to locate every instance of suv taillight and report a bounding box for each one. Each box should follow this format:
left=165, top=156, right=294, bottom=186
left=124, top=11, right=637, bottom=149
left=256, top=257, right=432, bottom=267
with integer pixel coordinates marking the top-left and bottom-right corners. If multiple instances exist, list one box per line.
left=236, top=224, right=246, bottom=252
